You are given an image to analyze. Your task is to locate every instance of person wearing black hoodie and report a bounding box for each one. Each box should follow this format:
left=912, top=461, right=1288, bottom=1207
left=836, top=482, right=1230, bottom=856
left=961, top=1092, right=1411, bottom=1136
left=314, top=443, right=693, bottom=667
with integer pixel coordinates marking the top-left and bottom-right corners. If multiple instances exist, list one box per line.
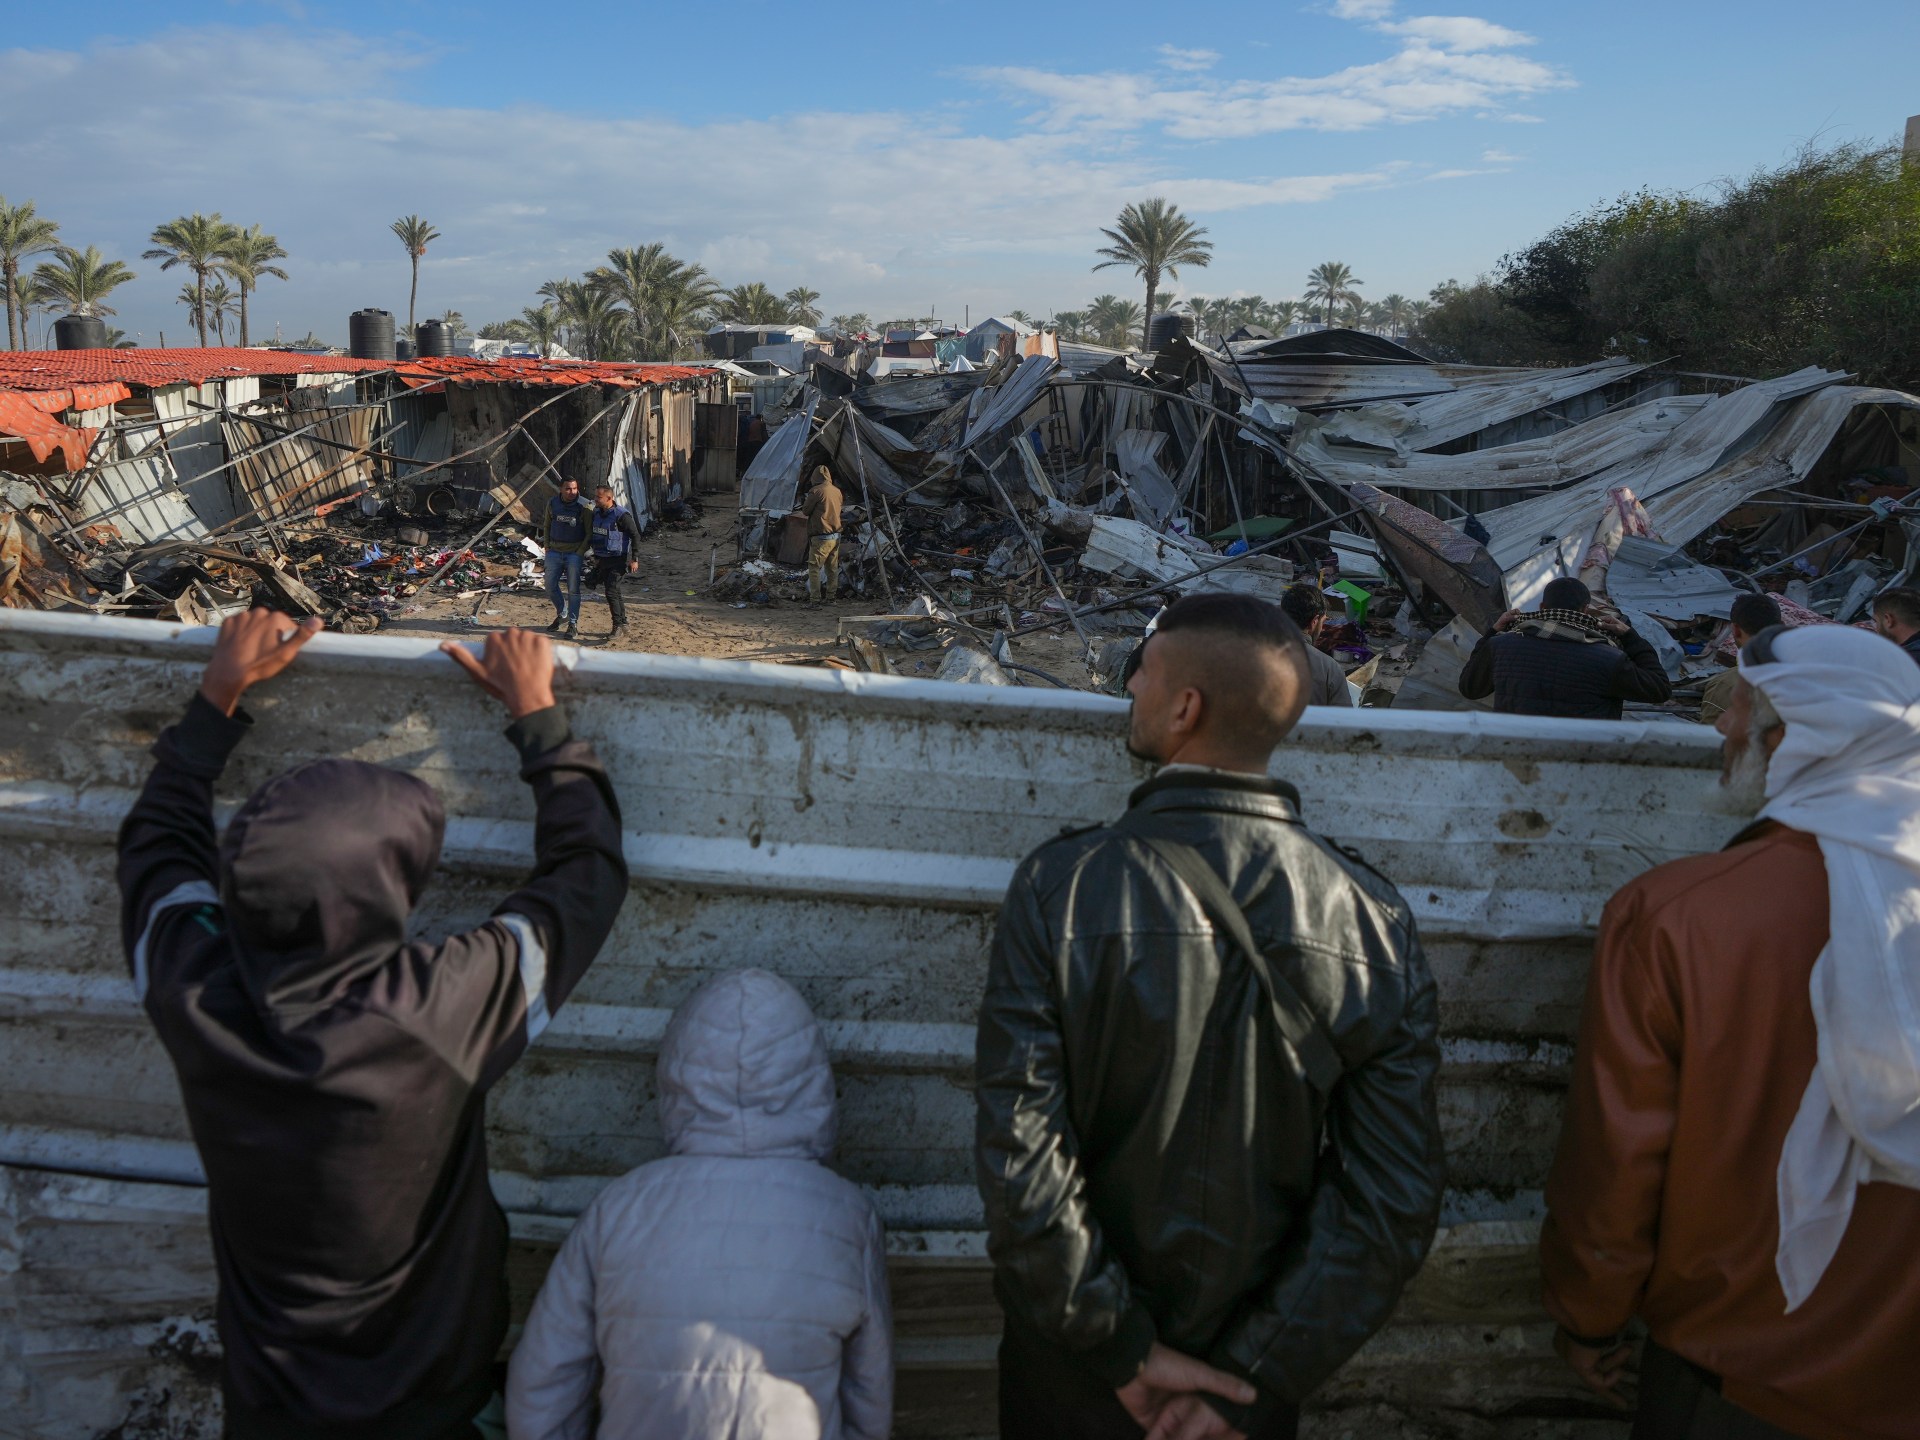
left=117, top=610, right=629, bottom=1440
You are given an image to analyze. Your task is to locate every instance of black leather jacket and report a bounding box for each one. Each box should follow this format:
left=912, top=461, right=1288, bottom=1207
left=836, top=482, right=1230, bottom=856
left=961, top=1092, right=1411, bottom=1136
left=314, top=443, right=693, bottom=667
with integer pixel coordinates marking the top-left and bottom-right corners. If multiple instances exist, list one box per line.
left=975, top=769, right=1444, bottom=1417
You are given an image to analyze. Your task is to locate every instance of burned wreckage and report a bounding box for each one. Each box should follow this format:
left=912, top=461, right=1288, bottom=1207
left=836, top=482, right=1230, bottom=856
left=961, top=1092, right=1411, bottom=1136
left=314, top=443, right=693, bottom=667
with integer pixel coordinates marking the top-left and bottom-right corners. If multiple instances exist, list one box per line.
left=0, top=347, right=729, bottom=628
left=724, top=328, right=1920, bottom=705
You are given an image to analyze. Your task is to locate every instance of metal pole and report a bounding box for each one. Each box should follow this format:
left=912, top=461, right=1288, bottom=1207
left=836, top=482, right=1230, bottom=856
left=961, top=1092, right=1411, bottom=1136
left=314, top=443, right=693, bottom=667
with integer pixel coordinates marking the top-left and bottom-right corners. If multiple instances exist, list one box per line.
left=969, top=446, right=1092, bottom=650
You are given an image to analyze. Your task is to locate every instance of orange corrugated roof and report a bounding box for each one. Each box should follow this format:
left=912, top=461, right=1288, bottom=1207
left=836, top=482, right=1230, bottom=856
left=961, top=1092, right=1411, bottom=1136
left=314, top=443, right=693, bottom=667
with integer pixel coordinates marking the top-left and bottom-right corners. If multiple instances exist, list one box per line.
left=0, top=347, right=713, bottom=394
left=0, top=348, right=716, bottom=472
left=0, top=347, right=392, bottom=391
left=391, top=355, right=712, bottom=389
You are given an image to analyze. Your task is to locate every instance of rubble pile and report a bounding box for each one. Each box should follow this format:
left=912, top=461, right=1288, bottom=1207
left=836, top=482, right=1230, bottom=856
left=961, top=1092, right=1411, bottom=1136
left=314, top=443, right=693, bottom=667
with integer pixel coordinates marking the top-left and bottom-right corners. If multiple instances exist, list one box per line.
left=723, top=330, right=1920, bottom=709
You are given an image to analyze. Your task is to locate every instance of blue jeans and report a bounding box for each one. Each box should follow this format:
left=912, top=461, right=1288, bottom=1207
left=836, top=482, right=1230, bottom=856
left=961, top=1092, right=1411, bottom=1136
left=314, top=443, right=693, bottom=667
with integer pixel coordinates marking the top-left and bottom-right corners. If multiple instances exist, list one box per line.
left=544, top=551, right=583, bottom=622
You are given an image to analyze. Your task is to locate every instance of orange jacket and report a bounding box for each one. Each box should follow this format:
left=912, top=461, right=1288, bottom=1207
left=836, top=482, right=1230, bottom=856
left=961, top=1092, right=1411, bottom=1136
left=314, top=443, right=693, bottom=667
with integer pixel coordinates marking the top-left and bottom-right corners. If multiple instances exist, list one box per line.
left=1541, top=822, right=1920, bottom=1439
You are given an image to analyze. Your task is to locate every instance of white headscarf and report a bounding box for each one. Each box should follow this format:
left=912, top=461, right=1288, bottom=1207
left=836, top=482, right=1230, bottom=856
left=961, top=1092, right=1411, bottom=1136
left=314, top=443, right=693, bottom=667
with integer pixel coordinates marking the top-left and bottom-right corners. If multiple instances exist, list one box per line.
left=1741, top=624, right=1920, bottom=1309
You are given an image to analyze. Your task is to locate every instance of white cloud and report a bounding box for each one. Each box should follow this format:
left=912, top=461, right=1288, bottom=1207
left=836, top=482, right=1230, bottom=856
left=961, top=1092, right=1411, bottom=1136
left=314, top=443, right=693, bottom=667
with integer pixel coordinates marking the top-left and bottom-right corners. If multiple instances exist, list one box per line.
left=0, top=24, right=1550, bottom=338
left=977, top=13, right=1569, bottom=140
left=1382, top=15, right=1534, bottom=51
left=1157, top=45, right=1220, bottom=72
left=1330, top=0, right=1397, bottom=19
left=1480, top=146, right=1521, bottom=163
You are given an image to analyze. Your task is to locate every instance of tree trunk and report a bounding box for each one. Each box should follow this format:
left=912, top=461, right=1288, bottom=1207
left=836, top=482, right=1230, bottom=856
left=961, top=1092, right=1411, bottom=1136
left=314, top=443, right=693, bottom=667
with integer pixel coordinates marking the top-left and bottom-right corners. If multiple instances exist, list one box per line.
left=1142, top=272, right=1158, bottom=350
left=408, top=257, right=419, bottom=335
left=239, top=285, right=250, bottom=348
left=3, top=262, right=15, bottom=351
left=196, top=270, right=209, bottom=346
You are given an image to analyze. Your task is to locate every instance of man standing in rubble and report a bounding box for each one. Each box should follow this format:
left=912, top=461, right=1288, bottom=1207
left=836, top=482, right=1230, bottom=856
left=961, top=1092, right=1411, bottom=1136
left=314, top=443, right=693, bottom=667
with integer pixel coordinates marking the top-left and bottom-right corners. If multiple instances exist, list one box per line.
left=1458, top=576, right=1672, bottom=719
left=1869, top=586, right=1920, bottom=665
left=1541, top=624, right=1920, bottom=1436
left=799, top=464, right=843, bottom=605
left=1698, top=592, right=1783, bottom=724
left=118, top=609, right=628, bottom=1440
left=976, top=593, right=1445, bottom=1439
left=541, top=475, right=594, bottom=639
left=590, top=482, right=643, bottom=641
left=1278, top=584, right=1355, bottom=707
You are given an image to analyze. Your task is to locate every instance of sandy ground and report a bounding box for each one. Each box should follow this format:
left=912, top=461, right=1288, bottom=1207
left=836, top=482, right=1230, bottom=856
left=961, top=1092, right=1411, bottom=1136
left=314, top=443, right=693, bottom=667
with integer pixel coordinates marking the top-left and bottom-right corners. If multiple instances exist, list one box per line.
left=331, top=487, right=1101, bottom=689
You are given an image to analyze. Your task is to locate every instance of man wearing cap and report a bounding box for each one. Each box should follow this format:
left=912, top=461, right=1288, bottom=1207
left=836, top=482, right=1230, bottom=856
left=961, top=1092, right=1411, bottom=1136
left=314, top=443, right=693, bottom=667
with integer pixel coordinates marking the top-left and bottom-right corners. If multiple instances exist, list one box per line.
left=1541, top=624, right=1920, bottom=1437
left=1458, top=576, right=1672, bottom=720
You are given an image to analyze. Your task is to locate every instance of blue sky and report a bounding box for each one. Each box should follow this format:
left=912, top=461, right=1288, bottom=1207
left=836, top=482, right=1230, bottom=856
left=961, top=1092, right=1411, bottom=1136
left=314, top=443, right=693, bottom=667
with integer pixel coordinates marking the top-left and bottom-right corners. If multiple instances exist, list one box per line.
left=2, top=0, right=1914, bottom=346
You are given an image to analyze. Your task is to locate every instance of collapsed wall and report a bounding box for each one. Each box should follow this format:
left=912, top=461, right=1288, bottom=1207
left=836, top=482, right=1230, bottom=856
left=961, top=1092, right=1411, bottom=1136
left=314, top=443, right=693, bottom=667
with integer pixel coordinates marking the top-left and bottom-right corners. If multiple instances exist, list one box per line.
left=0, top=611, right=1726, bottom=1435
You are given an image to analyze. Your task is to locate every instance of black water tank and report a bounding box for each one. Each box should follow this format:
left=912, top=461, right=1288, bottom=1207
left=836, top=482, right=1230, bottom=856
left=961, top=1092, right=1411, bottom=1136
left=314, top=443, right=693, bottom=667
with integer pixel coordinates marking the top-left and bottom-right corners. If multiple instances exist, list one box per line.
left=414, top=320, right=454, bottom=357
left=349, top=308, right=396, bottom=360
left=1147, top=312, right=1192, bottom=351
left=53, top=314, right=109, bottom=350
left=394, top=337, right=418, bottom=361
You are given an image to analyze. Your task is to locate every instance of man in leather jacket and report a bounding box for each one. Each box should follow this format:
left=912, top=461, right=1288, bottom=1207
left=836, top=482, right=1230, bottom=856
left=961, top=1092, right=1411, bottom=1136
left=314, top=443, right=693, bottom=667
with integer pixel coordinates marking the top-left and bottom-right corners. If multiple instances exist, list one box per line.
left=975, top=593, right=1445, bottom=1440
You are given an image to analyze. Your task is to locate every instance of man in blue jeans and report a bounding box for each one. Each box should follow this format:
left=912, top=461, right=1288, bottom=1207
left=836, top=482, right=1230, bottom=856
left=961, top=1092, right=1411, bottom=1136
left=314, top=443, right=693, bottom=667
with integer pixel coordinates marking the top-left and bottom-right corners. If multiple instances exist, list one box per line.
left=541, top=477, right=593, bottom=638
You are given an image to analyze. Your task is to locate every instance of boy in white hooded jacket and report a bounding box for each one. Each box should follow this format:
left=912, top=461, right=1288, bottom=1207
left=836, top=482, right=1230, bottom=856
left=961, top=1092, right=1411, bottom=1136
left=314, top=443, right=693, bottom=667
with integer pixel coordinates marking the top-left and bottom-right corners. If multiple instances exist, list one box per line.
left=507, top=969, right=893, bottom=1439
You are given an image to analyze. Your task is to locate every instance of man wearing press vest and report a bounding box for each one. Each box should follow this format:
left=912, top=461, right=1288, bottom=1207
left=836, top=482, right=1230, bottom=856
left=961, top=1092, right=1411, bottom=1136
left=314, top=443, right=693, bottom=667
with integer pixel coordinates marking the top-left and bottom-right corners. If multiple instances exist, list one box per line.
left=590, top=483, right=643, bottom=641
left=540, top=476, right=593, bottom=639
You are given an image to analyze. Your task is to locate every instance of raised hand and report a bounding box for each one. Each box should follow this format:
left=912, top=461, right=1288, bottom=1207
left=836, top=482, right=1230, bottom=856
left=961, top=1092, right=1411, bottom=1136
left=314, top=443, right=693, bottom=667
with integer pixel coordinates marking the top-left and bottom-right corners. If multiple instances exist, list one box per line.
left=439, top=628, right=557, bottom=719
left=199, top=608, right=324, bottom=716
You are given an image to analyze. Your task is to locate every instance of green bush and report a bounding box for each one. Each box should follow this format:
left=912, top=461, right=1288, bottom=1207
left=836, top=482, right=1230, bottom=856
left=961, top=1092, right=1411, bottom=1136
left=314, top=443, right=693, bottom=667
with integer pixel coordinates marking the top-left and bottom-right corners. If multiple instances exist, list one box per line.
left=1411, top=142, right=1920, bottom=391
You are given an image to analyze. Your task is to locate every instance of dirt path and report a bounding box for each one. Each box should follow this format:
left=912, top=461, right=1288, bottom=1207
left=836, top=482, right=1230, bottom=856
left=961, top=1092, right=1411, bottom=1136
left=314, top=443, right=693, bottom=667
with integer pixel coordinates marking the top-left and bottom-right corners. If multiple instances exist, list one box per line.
left=338, top=492, right=1098, bottom=690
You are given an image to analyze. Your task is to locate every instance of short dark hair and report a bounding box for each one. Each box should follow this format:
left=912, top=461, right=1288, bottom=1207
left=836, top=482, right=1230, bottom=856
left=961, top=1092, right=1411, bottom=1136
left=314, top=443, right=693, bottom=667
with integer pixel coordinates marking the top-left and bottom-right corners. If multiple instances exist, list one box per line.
left=1728, top=592, right=1782, bottom=635
left=1157, top=591, right=1307, bottom=653
left=1872, top=587, right=1920, bottom=630
left=1541, top=577, right=1591, bottom=611
left=1278, top=583, right=1326, bottom=630
left=1152, top=592, right=1311, bottom=749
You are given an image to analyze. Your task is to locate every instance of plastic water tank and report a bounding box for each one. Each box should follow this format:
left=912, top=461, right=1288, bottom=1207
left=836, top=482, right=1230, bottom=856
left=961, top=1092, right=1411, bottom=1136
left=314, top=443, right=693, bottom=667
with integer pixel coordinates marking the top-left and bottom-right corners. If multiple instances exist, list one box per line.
left=349, top=309, right=396, bottom=360
left=414, top=320, right=455, bottom=357
left=1147, top=312, right=1193, bottom=351
left=53, top=315, right=109, bottom=350
left=394, top=337, right=418, bottom=361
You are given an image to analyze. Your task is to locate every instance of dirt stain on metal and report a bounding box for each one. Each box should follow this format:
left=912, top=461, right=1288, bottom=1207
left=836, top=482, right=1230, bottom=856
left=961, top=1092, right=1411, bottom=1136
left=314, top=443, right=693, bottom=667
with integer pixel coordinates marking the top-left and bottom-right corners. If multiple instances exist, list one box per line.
left=1497, top=809, right=1552, bottom=840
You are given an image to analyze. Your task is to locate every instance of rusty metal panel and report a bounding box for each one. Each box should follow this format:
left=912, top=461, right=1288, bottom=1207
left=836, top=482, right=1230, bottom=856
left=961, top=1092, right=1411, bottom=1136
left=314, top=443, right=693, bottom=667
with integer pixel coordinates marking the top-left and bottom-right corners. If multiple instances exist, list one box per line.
left=220, top=399, right=376, bottom=523
left=0, top=612, right=1730, bottom=1429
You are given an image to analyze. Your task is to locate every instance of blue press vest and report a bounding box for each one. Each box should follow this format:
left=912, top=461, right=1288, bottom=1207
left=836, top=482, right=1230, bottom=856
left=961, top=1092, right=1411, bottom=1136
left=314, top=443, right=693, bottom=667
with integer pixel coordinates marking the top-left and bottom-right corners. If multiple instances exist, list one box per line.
left=546, top=495, right=591, bottom=550
left=591, top=504, right=631, bottom=557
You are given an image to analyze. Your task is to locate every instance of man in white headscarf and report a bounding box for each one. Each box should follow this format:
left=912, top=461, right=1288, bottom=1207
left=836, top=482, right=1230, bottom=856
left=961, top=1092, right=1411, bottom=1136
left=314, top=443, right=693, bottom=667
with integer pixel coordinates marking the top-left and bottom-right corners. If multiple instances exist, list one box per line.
left=1540, top=624, right=1920, bottom=1439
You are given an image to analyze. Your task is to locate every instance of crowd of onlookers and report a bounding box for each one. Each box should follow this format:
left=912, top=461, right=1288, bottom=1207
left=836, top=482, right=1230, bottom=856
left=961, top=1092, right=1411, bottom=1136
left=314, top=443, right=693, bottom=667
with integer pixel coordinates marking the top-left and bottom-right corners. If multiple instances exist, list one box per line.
left=117, top=589, right=1920, bottom=1439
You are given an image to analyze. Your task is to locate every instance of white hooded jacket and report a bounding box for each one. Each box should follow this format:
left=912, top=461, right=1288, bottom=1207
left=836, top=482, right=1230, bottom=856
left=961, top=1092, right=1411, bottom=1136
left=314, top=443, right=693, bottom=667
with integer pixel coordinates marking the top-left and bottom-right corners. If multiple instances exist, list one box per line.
left=506, top=969, right=893, bottom=1439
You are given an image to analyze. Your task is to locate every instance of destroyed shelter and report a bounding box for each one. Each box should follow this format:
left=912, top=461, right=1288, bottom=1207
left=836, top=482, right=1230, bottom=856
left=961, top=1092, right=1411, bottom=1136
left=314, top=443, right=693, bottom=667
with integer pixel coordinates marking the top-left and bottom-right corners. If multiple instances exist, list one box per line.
left=725, top=326, right=1920, bottom=708
left=0, top=348, right=728, bottom=624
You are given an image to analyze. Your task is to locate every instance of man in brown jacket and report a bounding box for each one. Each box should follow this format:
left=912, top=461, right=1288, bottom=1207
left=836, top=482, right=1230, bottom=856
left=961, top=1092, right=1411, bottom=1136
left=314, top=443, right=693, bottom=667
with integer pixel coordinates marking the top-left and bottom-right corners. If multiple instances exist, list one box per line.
left=799, top=465, right=843, bottom=604
left=1541, top=625, right=1920, bottom=1439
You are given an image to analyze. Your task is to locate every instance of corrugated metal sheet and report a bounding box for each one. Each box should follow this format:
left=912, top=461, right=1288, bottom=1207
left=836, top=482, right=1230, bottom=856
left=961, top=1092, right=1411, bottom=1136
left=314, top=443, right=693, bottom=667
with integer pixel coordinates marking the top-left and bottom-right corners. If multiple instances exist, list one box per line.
left=1482, top=367, right=1849, bottom=576
left=66, top=438, right=205, bottom=545
left=221, top=399, right=378, bottom=523
left=1298, top=394, right=1713, bottom=492
left=380, top=389, right=454, bottom=483
left=0, top=611, right=1730, bottom=1430
left=1603, top=537, right=1742, bottom=620
left=739, top=392, right=819, bottom=512
left=150, top=379, right=259, bottom=530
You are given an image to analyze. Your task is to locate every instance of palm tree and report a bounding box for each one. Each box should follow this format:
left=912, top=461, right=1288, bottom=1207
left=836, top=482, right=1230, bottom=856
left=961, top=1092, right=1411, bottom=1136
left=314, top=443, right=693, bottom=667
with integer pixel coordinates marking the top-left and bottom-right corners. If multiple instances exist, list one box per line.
left=0, top=197, right=61, bottom=350
left=1377, top=293, right=1412, bottom=335
left=1263, top=299, right=1302, bottom=332
left=1337, top=294, right=1370, bottom=329
left=10, top=272, right=54, bottom=349
left=175, top=282, right=206, bottom=340
left=511, top=303, right=565, bottom=358
left=548, top=279, right=623, bottom=361
left=439, top=309, right=468, bottom=337
left=717, top=282, right=788, bottom=324
left=389, top=215, right=441, bottom=334
left=1092, top=197, right=1213, bottom=348
left=1051, top=309, right=1088, bottom=342
left=103, top=327, right=137, bottom=349
left=830, top=312, right=871, bottom=334
left=593, top=245, right=718, bottom=355
left=783, top=286, right=823, bottom=326
left=1086, top=294, right=1145, bottom=350
left=201, top=280, right=237, bottom=345
left=1407, top=299, right=1434, bottom=331
left=1303, top=262, right=1362, bottom=327
left=146, top=214, right=236, bottom=345
left=221, top=225, right=288, bottom=348
left=32, top=246, right=137, bottom=318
